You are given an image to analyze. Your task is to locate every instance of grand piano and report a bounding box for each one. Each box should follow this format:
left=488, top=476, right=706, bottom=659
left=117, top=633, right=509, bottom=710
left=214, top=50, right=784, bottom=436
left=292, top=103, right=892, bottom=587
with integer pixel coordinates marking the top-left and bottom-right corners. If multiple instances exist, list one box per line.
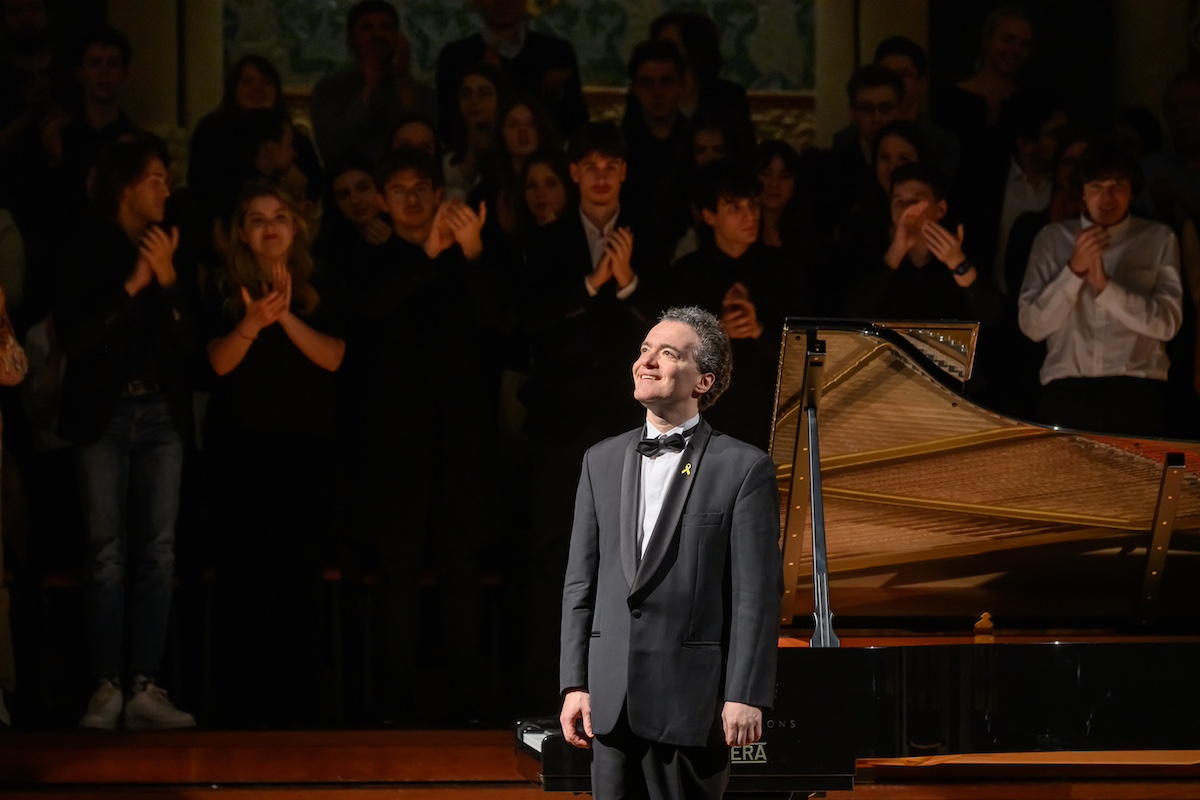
left=516, top=319, right=1200, bottom=797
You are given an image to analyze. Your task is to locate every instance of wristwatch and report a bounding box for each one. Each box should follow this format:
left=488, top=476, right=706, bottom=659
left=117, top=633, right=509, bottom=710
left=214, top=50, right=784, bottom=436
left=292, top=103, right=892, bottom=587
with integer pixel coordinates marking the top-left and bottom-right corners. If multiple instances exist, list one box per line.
left=952, top=260, right=974, bottom=276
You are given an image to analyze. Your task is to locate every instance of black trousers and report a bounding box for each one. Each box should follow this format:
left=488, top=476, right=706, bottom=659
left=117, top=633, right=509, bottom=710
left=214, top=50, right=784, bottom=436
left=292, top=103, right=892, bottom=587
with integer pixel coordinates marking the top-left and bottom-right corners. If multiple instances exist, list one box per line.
left=591, top=704, right=729, bottom=800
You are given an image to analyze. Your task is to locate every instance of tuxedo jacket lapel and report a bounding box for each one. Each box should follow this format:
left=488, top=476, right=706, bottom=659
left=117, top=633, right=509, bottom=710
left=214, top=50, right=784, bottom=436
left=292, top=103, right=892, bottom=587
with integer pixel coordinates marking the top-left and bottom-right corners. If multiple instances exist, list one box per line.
left=631, top=418, right=713, bottom=597
left=618, top=431, right=641, bottom=587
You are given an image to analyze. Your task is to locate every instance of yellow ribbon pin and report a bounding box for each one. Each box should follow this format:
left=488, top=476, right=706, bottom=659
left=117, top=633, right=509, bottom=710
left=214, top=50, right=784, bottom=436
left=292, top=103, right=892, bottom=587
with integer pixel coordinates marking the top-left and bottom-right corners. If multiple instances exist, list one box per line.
left=681, top=463, right=691, bottom=476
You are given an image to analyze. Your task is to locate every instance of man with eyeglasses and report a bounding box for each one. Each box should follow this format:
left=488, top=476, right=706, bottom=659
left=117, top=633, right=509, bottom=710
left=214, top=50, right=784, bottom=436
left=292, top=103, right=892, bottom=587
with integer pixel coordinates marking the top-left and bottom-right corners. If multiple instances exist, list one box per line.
left=333, top=145, right=490, bottom=723
left=816, top=64, right=904, bottom=235
left=1019, top=139, right=1183, bottom=436
left=620, top=39, right=691, bottom=227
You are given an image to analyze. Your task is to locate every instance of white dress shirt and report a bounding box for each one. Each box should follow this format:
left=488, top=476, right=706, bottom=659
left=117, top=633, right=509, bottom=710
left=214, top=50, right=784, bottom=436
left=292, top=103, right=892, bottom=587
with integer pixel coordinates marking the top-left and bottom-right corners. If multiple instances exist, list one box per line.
left=638, top=414, right=700, bottom=559
left=1018, top=214, right=1183, bottom=385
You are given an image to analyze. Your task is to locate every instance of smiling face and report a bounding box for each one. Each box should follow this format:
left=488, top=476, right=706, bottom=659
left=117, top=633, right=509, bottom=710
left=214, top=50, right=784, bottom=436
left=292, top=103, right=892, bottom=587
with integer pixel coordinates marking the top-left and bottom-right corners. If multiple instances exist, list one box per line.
left=332, top=168, right=383, bottom=228
left=1082, top=177, right=1132, bottom=227
left=238, top=194, right=296, bottom=263
left=523, top=161, right=567, bottom=225
left=632, top=320, right=714, bottom=418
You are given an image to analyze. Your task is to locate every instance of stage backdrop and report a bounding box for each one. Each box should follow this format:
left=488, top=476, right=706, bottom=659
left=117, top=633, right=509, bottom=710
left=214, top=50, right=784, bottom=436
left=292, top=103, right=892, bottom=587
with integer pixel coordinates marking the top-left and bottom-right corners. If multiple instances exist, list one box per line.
left=221, top=0, right=815, bottom=94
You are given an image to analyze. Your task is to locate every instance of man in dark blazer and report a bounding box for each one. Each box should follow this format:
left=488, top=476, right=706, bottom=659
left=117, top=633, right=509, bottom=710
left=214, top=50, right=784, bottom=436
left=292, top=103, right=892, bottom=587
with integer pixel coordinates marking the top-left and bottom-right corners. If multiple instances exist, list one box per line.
left=559, top=306, right=782, bottom=800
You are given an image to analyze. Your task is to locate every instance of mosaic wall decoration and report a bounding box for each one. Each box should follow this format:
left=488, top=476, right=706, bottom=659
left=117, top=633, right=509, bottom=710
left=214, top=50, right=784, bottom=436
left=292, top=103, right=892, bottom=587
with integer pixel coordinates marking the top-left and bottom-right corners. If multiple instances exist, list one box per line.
left=222, top=0, right=815, bottom=94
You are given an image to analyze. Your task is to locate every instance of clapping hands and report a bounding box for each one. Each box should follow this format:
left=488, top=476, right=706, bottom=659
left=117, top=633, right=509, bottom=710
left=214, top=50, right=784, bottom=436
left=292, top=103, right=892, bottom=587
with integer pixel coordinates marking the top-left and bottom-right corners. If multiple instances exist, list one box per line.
left=1069, top=225, right=1110, bottom=291
left=425, top=198, right=487, bottom=260
left=238, top=262, right=291, bottom=337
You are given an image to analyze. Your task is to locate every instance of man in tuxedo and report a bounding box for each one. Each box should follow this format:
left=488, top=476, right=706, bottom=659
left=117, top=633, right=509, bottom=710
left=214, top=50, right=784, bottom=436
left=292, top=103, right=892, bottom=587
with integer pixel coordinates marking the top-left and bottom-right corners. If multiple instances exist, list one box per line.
left=559, top=306, right=782, bottom=800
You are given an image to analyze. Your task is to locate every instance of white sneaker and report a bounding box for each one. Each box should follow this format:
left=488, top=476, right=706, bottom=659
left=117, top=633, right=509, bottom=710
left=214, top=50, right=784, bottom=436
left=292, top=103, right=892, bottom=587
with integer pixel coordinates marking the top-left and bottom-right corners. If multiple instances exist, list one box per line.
left=78, top=678, right=123, bottom=730
left=125, top=676, right=195, bottom=730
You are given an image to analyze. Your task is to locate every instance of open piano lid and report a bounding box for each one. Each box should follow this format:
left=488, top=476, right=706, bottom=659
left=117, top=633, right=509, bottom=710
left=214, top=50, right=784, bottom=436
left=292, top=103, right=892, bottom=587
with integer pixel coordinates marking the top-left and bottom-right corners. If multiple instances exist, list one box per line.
left=770, top=319, right=1200, bottom=630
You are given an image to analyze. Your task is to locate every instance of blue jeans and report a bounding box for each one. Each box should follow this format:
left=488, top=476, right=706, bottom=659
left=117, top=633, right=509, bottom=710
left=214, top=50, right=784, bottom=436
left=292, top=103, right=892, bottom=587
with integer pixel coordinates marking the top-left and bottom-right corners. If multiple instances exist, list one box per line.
left=77, top=395, right=183, bottom=680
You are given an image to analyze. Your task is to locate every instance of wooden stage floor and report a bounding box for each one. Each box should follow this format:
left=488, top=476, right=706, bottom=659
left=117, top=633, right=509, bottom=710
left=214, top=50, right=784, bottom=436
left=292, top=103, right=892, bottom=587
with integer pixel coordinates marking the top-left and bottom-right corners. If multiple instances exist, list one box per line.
left=2, top=728, right=1200, bottom=799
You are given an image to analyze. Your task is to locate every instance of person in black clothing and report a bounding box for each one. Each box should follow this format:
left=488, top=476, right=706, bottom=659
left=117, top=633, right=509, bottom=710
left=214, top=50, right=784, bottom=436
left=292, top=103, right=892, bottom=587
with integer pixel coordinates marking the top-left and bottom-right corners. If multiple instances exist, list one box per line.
left=620, top=40, right=691, bottom=232
left=847, top=162, right=999, bottom=326
left=336, top=147, right=493, bottom=724
left=312, top=159, right=393, bottom=292
left=47, top=28, right=139, bottom=207
left=815, top=63, right=904, bottom=237
left=660, top=160, right=807, bottom=449
left=188, top=55, right=323, bottom=239
left=649, top=10, right=755, bottom=147
left=204, top=179, right=345, bottom=727
left=56, top=134, right=197, bottom=731
left=833, top=120, right=928, bottom=315
left=435, top=0, right=587, bottom=144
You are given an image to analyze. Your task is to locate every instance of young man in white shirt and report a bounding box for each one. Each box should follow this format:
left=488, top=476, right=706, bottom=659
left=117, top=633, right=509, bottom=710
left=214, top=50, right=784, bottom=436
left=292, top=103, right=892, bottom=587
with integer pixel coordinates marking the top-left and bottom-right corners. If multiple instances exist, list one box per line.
left=1018, top=139, right=1183, bottom=435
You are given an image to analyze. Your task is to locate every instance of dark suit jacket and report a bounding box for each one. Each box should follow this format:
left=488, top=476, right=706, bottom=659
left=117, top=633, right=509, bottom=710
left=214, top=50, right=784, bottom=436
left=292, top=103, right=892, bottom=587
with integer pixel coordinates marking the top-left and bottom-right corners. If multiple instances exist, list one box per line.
left=560, top=418, right=782, bottom=748
left=519, top=210, right=654, bottom=438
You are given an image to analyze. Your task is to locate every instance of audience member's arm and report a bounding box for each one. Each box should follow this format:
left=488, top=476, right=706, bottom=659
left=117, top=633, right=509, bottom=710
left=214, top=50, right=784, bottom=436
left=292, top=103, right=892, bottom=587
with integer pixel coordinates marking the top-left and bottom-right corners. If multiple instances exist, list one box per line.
left=1018, top=226, right=1088, bottom=343
left=279, top=309, right=346, bottom=371
left=1092, top=231, right=1184, bottom=341
left=206, top=283, right=288, bottom=376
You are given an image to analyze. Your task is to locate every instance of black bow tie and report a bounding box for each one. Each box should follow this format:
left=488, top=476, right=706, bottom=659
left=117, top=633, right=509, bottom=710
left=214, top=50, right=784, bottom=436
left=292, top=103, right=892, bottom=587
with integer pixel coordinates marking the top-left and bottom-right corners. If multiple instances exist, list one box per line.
left=637, top=426, right=696, bottom=458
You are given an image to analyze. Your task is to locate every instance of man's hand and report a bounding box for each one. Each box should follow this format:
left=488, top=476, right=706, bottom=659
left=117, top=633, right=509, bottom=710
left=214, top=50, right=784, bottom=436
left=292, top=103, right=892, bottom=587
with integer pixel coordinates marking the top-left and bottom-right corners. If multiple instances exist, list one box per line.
left=722, top=282, right=763, bottom=339
left=587, top=247, right=614, bottom=292
left=363, top=216, right=393, bottom=245
left=124, top=255, right=155, bottom=297
left=1085, top=258, right=1110, bottom=293
left=603, top=226, right=635, bottom=288
left=140, top=225, right=180, bottom=287
left=1069, top=226, right=1108, bottom=277
left=446, top=199, right=487, bottom=261
left=722, top=701, right=763, bottom=746
left=884, top=200, right=928, bottom=268
left=922, top=221, right=966, bottom=270
left=39, top=108, right=69, bottom=167
left=559, top=690, right=593, bottom=749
